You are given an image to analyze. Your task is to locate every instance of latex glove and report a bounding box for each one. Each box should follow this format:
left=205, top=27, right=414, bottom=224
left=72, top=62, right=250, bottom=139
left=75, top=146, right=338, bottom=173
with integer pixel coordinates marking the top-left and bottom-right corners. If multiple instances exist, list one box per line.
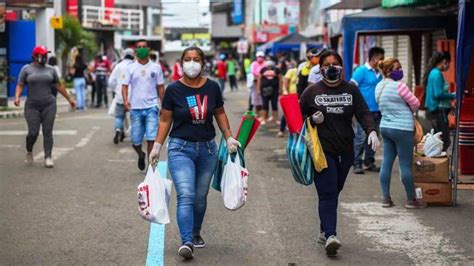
left=149, top=142, right=162, bottom=164
left=367, top=131, right=380, bottom=151
left=226, top=137, right=241, bottom=153
left=312, top=111, right=324, bottom=124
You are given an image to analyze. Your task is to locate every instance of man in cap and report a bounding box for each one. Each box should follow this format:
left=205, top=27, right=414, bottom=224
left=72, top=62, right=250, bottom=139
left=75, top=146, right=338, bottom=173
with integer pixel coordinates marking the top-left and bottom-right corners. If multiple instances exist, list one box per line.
left=249, top=51, right=266, bottom=117
left=297, top=47, right=324, bottom=97
left=108, top=48, right=135, bottom=144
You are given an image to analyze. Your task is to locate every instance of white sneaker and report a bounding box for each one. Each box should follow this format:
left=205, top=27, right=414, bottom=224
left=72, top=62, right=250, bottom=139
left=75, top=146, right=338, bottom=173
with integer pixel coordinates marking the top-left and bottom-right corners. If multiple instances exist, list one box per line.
left=44, top=157, right=54, bottom=168
left=325, top=235, right=341, bottom=257
left=318, top=232, right=326, bottom=245
left=25, top=152, right=33, bottom=165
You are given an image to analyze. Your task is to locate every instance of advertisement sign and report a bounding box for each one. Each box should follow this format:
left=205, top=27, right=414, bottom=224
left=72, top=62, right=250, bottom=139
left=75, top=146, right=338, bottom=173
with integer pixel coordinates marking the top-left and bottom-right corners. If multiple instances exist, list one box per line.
left=253, top=24, right=289, bottom=44
left=67, top=0, right=78, bottom=18
left=164, top=28, right=211, bottom=52
left=260, top=0, right=299, bottom=25
left=232, top=0, right=243, bottom=25
left=50, top=16, right=62, bottom=29
left=237, top=39, right=249, bottom=54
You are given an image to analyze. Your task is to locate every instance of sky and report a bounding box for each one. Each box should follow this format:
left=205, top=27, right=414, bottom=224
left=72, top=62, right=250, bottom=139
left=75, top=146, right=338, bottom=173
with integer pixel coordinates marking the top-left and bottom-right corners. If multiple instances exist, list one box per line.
left=161, top=0, right=211, bottom=28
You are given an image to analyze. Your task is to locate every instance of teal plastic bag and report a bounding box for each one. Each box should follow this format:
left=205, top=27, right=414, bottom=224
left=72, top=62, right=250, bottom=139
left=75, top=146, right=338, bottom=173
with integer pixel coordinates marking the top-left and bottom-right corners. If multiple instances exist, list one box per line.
left=287, top=120, right=314, bottom=186
left=212, top=136, right=245, bottom=191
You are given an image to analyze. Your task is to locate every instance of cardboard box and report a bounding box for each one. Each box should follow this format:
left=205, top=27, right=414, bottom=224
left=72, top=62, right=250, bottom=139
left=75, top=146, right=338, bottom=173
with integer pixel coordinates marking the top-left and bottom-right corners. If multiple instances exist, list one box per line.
left=413, top=155, right=449, bottom=183
left=415, top=182, right=452, bottom=206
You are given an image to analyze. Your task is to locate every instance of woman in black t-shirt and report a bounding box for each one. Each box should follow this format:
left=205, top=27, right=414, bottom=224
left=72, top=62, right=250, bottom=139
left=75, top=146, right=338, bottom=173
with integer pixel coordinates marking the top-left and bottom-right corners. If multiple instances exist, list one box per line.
left=299, top=50, right=379, bottom=257
left=149, top=46, right=240, bottom=260
left=69, top=55, right=88, bottom=110
left=257, top=59, right=282, bottom=125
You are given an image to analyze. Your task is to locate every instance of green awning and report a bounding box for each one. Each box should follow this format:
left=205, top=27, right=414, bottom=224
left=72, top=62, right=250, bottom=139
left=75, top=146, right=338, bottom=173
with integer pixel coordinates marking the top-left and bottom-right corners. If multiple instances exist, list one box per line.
left=382, top=0, right=455, bottom=8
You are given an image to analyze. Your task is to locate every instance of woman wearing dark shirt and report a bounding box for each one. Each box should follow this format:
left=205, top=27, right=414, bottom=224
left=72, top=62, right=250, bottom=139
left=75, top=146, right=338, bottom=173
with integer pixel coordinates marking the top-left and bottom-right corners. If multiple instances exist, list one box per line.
left=70, top=55, right=88, bottom=110
left=149, top=46, right=240, bottom=260
left=300, top=50, right=379, bottom=257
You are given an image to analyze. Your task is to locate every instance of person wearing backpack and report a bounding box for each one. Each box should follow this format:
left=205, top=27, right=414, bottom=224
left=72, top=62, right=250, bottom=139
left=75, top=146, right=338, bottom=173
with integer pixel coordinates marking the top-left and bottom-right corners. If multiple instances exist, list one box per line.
left=423, top=51, right=455, bottom=152
left=257, top=57, right=282, bottom=125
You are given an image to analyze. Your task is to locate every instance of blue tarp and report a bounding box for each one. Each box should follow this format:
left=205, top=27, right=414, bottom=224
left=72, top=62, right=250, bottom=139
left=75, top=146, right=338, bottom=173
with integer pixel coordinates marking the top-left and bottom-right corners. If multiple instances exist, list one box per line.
left=257, top=33, right=323, bottom=55
left=456, top=0, right=474, bottom=103
left=341, top=7, right=457, bottom=81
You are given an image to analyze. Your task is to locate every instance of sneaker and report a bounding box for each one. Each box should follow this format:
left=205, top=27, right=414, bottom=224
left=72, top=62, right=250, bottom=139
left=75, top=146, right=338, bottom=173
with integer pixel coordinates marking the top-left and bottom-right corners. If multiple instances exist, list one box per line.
left=318, top=232, right=326, bottom=245
left=178, top=243, right=194, bottom=260
left=138, top=153, right=146, bottom=171
left=193, top=235, right=206, bottom=248
left=25, top=152, right=33, bottom=165
left=353, top=166, right=365, bottom=174
left=382, top=198, right=395, bottom=208
left=267, top=116, right=274, bottom=122
left=405, top=199, right=428, bottom=209
left=364, top=163, right=380, bottom=172
left=325, top=235, right=341, bottom=257
left=44, top=157, right=54, bottom=168
left=277, top=131, right=285, bottom=138
left=113, top=130, right=120, bottom=145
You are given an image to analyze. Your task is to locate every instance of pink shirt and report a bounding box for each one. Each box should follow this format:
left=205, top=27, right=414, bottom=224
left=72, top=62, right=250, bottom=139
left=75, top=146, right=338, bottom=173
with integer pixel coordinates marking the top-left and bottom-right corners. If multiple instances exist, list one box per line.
left=251, top=61, right=266, bottom=77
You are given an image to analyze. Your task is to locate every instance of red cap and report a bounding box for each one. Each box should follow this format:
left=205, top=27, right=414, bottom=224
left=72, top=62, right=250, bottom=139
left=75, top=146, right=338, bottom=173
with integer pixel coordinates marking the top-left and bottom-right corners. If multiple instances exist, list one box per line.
left=32, top=46, right=50, bottom=57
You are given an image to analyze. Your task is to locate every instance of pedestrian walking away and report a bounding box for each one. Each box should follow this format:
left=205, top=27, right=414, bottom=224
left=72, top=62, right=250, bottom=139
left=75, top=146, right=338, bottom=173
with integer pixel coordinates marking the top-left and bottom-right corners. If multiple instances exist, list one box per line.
left=14, top=46, right=76, bottom=168
left=149, top=46, right=241, bottom=260
left=376, top=58, right=427, bottom=209
left=109, top=48, right=134, bottom=144
left=70, top=54, right=88, bottom=111
left=122, top=39, right=165, bottom=171
left=93, top=54, right=111, bottom=108
left=423, top=51, right=455, bottom=152
left=215, top=54, right=227, bottom=93
left=257, top=58, right=282, bottom=126
left=226, top=54, right=239, bottom=91
left=300, top=50, right=379, bottom=257
left=351, top=46, right=385, bottom=174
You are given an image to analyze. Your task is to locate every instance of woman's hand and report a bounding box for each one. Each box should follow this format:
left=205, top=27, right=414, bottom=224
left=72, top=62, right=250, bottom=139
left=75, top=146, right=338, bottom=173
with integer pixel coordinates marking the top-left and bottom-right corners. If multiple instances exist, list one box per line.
left=149, top=142, right=162, bottom=164
left=367, top=131, right=380, bottom=151
left=69, top=99, right=76, bottom=109
left=312, top=111, right=324, bottom=124
left=14, top=97, right=20, bottom=107
left=226, top=137, right=241, bottom=153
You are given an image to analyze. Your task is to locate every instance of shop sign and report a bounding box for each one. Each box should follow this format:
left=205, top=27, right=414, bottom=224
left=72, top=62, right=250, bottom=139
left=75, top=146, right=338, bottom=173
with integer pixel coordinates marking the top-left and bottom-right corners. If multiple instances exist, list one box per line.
left=252, top=24, right=289, bottom=44
left=237, top=39, right=248, bottom=54
left=50, top=16, right=62, bottom=29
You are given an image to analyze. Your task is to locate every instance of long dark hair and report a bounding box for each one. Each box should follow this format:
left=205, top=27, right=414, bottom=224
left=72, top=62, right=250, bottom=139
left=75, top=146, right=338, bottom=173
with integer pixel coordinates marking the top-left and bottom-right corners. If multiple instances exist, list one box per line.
left=422, top=51, right=451, bottom=87
left=319, top=50, right=343, bottom=67
left=180, top=46, right=205, bottom=66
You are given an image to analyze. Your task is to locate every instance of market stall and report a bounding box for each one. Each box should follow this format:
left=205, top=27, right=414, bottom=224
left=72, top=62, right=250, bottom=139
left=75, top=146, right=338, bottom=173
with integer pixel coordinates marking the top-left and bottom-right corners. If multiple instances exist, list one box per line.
left=257, top=32, right=323, bottom=56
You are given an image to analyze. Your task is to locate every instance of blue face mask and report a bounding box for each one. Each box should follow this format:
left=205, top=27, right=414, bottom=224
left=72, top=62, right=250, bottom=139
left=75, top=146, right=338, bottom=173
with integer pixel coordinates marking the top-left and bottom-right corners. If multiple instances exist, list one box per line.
left=389, top=69, right=404, bottom=81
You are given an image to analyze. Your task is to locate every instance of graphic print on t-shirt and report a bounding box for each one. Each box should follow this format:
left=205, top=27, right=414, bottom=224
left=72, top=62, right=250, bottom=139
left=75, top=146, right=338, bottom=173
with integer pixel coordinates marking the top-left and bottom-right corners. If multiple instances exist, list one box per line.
left=186, top=95, right=208, bottom=124
left=315, top=93, right=353, bottom=114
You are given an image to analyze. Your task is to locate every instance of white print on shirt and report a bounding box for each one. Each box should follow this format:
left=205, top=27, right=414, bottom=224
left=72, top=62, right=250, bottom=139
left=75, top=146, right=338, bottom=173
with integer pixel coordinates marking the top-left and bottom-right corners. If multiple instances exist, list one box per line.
left=327, top=107, right=344, bottom=114
left=315, top=93, right=353, bottom=106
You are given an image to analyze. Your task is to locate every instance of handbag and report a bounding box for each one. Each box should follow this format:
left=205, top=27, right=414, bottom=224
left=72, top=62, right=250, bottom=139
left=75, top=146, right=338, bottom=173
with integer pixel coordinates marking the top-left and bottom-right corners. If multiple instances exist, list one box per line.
left=212, top=136, right=245, bottom=192
left=287, top=120, right=314, bottom=186
left=304, top=118, right=328, bottom=173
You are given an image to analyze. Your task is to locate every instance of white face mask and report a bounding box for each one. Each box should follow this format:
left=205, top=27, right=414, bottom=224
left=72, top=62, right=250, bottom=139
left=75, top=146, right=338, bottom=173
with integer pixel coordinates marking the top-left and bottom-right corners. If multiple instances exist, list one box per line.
left=183, top=61, right=202, bottom=78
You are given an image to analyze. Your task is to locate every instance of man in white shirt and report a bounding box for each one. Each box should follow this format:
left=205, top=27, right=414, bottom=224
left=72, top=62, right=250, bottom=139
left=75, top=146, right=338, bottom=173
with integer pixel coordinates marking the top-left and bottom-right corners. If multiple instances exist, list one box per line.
left=108, top=48, right=134, bottom=144
left=307, top=64, right=323, bottom=85
left=122, top=40, right=165, bottom=170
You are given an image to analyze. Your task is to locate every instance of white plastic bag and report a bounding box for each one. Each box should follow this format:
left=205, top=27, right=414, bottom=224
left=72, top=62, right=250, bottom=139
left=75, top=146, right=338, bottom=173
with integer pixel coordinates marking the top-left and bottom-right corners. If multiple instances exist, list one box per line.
left=424, top=129, right=444, bottom=157
left=107, top=97, right=117, bottom=116
left=220, top=154, right=249, bottom=210
left=137, top=166, right=172, bottom=224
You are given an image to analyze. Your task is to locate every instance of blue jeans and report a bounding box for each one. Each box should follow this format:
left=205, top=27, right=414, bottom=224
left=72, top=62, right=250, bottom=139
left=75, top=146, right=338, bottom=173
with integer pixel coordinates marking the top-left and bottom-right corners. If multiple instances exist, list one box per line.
left=130, top=106, right=159, bottom=146
left=114, top=103, right=125, bottom=132
left=167, top=137, right=218, bottom=245
left=314, top=152, right=354, bottom=238
left=218, top=78, right=226, bottom=93
left=353, top=111, right=381, bottom=167
left=73, top=78, right=86, bottom=109
left=380, top=127, right=415, bottom=200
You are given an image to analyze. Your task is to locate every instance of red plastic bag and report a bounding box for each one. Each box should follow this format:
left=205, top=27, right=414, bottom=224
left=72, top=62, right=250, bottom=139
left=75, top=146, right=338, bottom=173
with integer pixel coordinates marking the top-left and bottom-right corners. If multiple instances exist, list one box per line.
left=280, top=94, right=303, bottom=133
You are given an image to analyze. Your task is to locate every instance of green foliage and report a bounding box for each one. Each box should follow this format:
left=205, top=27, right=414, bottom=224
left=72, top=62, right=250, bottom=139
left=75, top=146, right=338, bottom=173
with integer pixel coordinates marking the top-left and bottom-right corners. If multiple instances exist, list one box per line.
left=55, top=15, right=98, bottom=62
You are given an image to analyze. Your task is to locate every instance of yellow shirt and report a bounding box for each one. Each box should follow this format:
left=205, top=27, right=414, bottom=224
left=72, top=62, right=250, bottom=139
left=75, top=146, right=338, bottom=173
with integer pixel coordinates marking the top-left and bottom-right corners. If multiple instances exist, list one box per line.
left=285, top=68, right=298, bottom=94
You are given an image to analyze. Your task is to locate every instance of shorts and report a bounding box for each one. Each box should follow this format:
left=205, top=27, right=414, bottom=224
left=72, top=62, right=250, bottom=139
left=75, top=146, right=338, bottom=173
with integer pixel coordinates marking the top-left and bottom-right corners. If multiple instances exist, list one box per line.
left=130, top=106, right=159, bottom=146
left=262, top=90, right=278, bottom=111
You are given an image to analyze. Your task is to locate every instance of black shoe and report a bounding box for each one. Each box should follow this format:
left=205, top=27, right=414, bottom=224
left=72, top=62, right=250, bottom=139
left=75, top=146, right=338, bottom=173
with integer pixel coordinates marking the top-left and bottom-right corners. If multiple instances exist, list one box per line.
left=364, top=164, right=380, bottom=172
left=353, top=166, right=365, bottom=174
left=193, top=235, right=206, bottom=248
left=138, top=153, right=146, bottom=171
left=120, top=131, right=125, bottom=142
left=178, top=243, right=194, bottom=260
left=113, top=131, right=120, bottom=145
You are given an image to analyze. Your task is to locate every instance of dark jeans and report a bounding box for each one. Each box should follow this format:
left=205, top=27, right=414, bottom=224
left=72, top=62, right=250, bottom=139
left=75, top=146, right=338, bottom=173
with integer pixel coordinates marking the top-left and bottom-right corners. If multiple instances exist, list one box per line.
left=95, top=75, right=108, bottom=107
left=228, top=75, right=238, bottom=91
left=314, top=152, right=354, bottom=238
left=354, top=111, right=381, bottom=167
left=428, top=108, right=451, bottom=151
left=24, top=101, right=57, bottom=158
left=380, top=127, right=415, bottom=200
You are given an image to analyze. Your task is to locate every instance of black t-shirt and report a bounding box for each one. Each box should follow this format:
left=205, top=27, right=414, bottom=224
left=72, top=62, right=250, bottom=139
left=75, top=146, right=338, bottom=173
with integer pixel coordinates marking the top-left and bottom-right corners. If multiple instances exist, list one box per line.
left=73, top=62, right=87, bottom=78
left=162, top=79, right=224, bottom=142
left=300, top=80, right=375, bottom=155
left=260, top=66, right=281, bottom=90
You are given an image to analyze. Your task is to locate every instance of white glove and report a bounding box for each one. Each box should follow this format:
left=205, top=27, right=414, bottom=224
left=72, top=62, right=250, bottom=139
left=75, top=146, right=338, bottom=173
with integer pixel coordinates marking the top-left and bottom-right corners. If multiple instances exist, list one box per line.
left=367, top=131, right=380, bottom=151
left=226, top=137, right=241, bottom=153
left=149, top=142, right=162, bottom=164
left=312, top=111, right=324, bottom=124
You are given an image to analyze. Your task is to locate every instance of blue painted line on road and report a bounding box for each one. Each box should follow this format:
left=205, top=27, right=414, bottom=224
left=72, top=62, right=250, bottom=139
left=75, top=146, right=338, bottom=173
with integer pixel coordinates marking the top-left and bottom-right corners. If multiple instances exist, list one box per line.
left=146, top=162, right=168, bottom=266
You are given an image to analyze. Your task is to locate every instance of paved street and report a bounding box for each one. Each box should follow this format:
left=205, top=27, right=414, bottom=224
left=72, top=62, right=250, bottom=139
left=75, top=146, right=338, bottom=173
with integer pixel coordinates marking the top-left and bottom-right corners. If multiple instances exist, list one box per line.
left=1, top=90, right=473, bottom=265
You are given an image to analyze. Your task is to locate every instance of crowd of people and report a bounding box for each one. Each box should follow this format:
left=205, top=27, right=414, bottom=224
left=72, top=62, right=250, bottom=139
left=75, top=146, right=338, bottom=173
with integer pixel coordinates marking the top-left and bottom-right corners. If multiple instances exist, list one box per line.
left=13, top=41, right=455, bottom=259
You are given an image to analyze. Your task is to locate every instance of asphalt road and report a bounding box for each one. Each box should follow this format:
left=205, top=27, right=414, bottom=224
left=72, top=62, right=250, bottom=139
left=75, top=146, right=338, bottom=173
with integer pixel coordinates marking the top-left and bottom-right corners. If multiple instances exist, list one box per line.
left=1, top=88, right=473, bottom=265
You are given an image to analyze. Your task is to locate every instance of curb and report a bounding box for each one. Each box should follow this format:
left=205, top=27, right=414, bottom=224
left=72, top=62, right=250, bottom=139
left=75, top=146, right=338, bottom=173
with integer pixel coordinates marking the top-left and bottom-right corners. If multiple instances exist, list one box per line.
left=0, top=110, right=24, bottom=119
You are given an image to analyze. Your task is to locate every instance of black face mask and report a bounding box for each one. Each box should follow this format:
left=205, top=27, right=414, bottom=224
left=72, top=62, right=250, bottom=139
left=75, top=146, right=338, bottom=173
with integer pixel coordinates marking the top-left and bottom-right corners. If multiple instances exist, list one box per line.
left=322, top=66, right=342, bottom=84
left=37, top=55, right=47, bottom=65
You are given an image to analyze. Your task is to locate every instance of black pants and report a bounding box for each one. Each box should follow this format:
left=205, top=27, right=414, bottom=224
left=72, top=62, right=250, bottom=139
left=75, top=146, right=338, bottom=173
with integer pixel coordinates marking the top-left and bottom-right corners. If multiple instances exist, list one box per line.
left=428, top=108, right=451, bottom=151
left=24, top=101, right=57, bottom=158
left=95, top=75, right=108, bottom=107
left=229, top=75, right=238, bottom=91
left=262, top=91, right=278, bottom=112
